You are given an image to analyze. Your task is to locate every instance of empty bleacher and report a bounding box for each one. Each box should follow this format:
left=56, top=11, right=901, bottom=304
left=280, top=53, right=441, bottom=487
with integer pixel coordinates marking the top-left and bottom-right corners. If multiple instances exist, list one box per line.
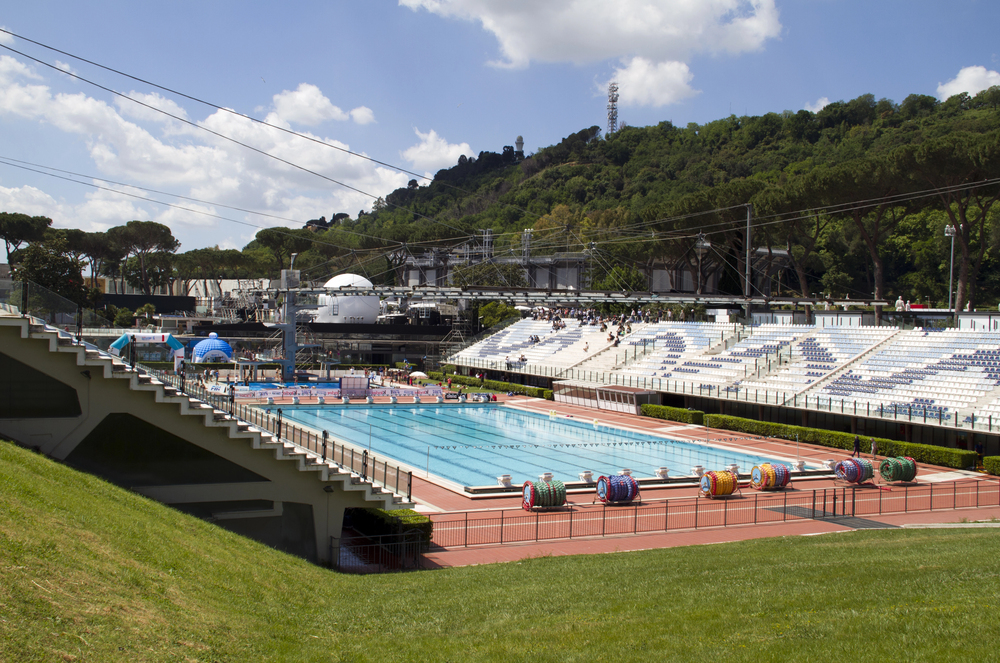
left=757, top=326, right=898, bottom=394
left=806, top=328, right=1000, bottom=422
left=450, top=320, right=1000, bottom=428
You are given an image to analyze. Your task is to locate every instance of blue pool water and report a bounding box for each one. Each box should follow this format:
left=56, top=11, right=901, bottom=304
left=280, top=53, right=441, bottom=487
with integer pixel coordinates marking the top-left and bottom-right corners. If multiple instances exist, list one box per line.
left=276, top=404, right=788, bottom=487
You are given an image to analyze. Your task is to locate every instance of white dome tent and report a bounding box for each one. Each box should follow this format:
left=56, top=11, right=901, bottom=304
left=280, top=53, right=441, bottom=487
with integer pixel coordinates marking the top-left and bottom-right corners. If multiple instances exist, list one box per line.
left=315, top=274, right=380, bottom=324
left=192, top=332, right=234, bottom=362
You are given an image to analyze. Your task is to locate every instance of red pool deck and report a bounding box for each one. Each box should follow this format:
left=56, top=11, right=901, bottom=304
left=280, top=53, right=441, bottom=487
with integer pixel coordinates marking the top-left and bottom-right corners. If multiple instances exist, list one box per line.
left=241, top=385, right=1000, bottom=569
left=415, top=396, right=1000, bottom=569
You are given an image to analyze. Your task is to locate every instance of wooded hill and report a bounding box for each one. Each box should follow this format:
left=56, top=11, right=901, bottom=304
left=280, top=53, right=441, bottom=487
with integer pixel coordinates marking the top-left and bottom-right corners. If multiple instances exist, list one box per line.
left=306, top=88, right=1000, bottom=312
left=6, top=88, right=1000, bottom=316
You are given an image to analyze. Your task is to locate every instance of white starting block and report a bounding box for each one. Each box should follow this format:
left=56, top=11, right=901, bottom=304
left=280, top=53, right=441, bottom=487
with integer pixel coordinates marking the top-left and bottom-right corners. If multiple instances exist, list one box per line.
left=538, top=472, right=553, bottom=482
left=497, top=474, right=512, bottom=487
left=726, top=464, right=740, bottom=475
left=578, top=470, right=594, bottom=483
left=655, top=467, right=670, bottom=479
left=618, top=468, right=632, bottom=476
left=792, top=460, right=805, bottom=472
left=691, top=465, right=705, bottom=477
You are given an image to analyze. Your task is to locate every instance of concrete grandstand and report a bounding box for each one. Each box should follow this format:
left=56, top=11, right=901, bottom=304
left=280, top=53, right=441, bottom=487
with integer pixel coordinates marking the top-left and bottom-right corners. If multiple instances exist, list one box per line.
left=449, top=317, right=1000, bottom=455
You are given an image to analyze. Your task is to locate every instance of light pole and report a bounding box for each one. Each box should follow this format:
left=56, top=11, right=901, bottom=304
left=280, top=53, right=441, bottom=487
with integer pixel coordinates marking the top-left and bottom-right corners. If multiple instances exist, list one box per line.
left=695, top=233, right=711, bottom=295
left=944, top=225, right=956, bottom=311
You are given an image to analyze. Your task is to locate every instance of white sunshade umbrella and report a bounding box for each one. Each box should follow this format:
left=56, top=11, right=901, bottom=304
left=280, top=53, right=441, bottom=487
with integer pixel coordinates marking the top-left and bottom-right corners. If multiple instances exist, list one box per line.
left=409, top=371, right=429, bottom=378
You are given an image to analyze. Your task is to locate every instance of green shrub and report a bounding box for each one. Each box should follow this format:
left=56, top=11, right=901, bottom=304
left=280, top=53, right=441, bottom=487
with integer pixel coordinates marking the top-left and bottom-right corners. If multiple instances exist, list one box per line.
left=346, top=508, right=432, bottom=549
left=429, top=372, right=547, bottom=397
left=703, top=414, right=978, bottom=469
left=984, top=457, right=1000, bottom=476
left=542, top=389, right=554, bottom=401
left=641, top=403, right=704, bottom=425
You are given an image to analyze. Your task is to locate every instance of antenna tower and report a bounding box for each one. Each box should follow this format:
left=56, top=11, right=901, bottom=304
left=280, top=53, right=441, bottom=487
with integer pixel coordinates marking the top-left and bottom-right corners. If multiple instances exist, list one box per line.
left=607, top=81, right=619, bottom=135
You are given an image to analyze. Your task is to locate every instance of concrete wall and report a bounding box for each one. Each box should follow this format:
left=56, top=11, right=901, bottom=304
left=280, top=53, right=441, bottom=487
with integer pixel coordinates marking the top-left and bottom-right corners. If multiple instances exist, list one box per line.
left=0, top=317, right=393, bottom=564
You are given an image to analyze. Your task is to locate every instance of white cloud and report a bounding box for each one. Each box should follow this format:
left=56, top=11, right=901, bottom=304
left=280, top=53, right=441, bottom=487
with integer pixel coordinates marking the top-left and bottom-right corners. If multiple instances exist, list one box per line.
left=401, top=0, right=779, bottom=107
left=350, top=106, right=376, bottom=125
left=54, top=60, right=76, bottom=76
left=0, top=27, right=13, bottom=46
left=401, top=128, right=473, bottom=172
left=611, top=57, right=698, bottom=107
left=115, top=90, right=190, bottom=123
left=0, top=67, right=406, bottom=252
left=804, top=96, right=830, bottom=113
left=400, top=0, right=781, bottom=67
left=270, top=83, right=376, bottom=127
left=273, top=83, right=348, bottom=125
left=937, top=65, right=1000, bottom=100
left=0, top=54, right=40, bottom=85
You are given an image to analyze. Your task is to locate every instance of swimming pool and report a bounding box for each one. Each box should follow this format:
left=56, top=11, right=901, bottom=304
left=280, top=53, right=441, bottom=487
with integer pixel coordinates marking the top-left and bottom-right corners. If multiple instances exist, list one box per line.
left=275, top=404, right=791, bottom=488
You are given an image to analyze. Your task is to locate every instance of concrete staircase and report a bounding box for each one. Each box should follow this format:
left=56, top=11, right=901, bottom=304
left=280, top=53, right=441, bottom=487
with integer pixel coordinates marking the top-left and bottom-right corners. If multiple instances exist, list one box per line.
left=12, top=314, right=408, bottom=508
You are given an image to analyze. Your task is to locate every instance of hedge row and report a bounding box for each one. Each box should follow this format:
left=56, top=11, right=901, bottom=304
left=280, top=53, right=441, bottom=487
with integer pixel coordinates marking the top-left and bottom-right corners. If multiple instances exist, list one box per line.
left=985, top=457, right=1000, bottom=476
left=428, top=371, right=553, bottom=400
left=348, top=508, right=433, bottom=549
left=702, top=414, right=979, bottom=470
left=640, top=403, right=704, bottom=425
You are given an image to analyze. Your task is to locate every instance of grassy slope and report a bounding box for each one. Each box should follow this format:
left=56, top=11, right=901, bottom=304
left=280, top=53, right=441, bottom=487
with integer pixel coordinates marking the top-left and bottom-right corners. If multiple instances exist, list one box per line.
left=1, top=438, right=998, bottom=662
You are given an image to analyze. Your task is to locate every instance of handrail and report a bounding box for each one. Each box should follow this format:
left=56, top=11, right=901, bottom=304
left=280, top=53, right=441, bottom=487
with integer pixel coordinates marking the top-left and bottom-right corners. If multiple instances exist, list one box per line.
left=139, top=364, right=413, bottom=502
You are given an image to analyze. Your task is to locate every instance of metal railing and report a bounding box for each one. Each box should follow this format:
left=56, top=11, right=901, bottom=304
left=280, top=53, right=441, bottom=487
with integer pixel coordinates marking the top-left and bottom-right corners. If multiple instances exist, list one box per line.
left=330, top=531, right=425, bottom=573
left=449, top=353, right=1000, bottom=433
left=0, top=278, right=113, bottom=328
left=428, top=478, right=999, bottom=548
left=141, top=366, right=414, bottom=502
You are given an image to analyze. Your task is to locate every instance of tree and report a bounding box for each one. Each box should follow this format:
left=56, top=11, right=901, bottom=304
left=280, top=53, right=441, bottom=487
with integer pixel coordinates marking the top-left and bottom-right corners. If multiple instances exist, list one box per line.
left=135, top=303, right=156, bottom=327
left=114, top=307, right=134, bottom=328
left=10, top=234, right=87, bottom=305
left=108, top=221, right=180, bottom=295
left=449, top=261, right=529, bottom=288
left=250, top=228, right=313, bottom=276
left=816, top=156, right=919, bottom=322
left=478, top=301, right=518, bottom=327
left=898, top=131, right=1000, bottom=317
left=0, top=212, right=51, bottom=261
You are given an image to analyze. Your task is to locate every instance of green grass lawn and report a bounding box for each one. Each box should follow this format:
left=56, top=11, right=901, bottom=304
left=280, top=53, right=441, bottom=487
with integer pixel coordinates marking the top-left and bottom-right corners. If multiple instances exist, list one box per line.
left=1, top=438, right=998, bottom=662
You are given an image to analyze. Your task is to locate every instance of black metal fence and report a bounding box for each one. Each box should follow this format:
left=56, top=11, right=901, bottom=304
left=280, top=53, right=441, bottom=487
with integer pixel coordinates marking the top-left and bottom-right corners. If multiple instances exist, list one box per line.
left=429, top=479, right=999, bottom=548
left=143, top=366, right=413, bottom=501
left=330, top=531, right=425, bottom=573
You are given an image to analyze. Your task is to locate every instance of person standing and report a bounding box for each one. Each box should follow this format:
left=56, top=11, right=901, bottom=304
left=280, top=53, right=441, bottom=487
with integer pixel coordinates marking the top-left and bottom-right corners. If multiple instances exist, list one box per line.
left=870, top=437, right=877, bottom=459
left=852, top=435, right=861, bottom=458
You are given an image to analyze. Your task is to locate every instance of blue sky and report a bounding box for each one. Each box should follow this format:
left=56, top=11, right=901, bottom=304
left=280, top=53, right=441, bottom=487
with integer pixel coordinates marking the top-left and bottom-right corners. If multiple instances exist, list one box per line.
left=1, top=0, right=998, bottom=258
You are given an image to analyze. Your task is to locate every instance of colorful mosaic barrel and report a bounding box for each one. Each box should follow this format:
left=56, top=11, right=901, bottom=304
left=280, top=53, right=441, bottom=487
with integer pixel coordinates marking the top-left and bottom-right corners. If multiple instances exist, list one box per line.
left=879, top=456, right=917, bottom=482
left=522, top=479, right=567, bottom=510
left=596, top=474, right=640, bottom=503
left=700, top=470, right=739, bottom=497
left=834, top=458, right=874, bottom=484
left=750, top=463, right=791, bottom=491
